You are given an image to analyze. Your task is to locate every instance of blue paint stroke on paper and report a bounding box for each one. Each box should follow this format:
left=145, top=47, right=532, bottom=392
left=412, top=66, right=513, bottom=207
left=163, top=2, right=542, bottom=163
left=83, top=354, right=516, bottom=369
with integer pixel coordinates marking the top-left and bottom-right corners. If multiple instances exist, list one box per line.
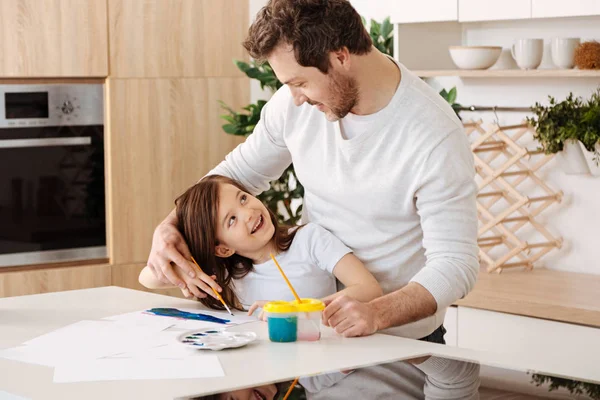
left=145, top=308, right=230, bottom=324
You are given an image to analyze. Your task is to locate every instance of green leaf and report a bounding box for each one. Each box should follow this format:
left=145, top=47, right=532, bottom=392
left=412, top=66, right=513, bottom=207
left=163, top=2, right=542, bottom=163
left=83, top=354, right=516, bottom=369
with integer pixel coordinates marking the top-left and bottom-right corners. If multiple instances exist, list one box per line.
left=370, top=19, right=380, bottom=36
left=222, top=124, right=240, bottom=135
left=448, top=87, right=457, bottom=104
left=381, top=17, right=392, bottom=38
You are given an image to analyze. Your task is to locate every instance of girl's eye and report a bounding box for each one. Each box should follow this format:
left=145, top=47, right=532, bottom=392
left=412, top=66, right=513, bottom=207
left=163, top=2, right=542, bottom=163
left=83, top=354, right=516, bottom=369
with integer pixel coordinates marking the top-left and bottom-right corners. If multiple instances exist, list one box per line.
left=240, top=194, right=247, bottom=204
left=228, top=216, right=236, bottom=227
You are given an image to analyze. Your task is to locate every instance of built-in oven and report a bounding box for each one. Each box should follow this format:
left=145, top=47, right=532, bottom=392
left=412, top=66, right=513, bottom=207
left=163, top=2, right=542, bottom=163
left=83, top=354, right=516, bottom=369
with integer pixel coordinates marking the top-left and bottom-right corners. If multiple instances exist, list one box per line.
left=0, top=84, right=106, bottom=267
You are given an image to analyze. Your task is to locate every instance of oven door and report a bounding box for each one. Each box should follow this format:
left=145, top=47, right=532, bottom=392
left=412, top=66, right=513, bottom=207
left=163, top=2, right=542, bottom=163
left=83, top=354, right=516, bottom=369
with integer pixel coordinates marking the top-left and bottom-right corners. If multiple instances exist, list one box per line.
left=0, top=125, right=106, bottom=267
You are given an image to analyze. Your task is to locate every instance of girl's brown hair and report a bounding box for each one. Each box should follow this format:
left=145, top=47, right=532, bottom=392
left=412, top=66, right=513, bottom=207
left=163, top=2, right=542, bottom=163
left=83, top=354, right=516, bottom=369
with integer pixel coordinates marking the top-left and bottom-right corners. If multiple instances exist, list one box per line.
left=175, top=175, right=301, bottom=311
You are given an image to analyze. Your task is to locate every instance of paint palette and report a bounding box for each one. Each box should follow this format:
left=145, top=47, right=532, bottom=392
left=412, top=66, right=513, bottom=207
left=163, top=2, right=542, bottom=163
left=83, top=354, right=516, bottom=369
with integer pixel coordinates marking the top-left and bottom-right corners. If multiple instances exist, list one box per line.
left=177, top=328, right=257, bottom=351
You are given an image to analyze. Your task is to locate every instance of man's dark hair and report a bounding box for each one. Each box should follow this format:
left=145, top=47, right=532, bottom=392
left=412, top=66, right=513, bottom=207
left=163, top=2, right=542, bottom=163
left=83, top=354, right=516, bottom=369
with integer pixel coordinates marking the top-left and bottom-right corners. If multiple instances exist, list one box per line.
left=243, top=0, right=373, bottom=73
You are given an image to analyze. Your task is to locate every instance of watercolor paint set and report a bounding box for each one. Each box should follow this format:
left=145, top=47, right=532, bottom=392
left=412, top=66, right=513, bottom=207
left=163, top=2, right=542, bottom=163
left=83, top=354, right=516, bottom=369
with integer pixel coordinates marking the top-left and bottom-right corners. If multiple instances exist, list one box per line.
left=177, top=328, right=257, bottom=351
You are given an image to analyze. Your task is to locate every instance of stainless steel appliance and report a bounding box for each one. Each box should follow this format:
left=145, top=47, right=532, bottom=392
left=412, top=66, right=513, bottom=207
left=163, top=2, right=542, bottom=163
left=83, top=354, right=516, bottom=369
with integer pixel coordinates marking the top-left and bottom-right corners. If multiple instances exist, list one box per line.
left=0, top=84, right=106, bottom=267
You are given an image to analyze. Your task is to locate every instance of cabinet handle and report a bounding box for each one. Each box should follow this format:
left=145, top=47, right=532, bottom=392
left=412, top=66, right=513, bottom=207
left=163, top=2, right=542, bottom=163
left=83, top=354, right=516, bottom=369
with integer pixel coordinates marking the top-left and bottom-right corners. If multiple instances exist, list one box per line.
left=0, top=137, right=92, bottom=149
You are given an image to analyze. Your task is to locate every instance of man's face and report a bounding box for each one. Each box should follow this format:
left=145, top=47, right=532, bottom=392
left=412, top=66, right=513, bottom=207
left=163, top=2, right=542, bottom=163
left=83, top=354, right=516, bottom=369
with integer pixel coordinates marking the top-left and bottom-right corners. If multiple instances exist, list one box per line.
left=267, top=44, right=358, bottom=121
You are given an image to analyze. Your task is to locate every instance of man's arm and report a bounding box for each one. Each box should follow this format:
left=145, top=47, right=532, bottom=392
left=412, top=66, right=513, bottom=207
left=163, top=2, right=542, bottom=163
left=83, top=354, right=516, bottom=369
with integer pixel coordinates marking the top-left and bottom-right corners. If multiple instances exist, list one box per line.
left=208, top=86, right=293, bottom=195
left=407, top=127, right=479, bottom=314
left=376, top=128, right=479, bottom=330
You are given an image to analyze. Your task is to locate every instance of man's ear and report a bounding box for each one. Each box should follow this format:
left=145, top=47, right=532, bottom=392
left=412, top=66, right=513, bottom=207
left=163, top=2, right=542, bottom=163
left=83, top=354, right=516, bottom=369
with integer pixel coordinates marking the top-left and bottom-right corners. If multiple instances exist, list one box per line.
left=331, top=47, right=351, bottom=70
left=215, top=244, right=235, bottom=258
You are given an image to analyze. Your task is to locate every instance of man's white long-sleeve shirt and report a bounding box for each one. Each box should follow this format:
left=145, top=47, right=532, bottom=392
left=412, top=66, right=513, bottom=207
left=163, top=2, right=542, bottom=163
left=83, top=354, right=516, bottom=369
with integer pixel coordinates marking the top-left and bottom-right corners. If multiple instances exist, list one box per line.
left=210, top=61, right=479, bottom=338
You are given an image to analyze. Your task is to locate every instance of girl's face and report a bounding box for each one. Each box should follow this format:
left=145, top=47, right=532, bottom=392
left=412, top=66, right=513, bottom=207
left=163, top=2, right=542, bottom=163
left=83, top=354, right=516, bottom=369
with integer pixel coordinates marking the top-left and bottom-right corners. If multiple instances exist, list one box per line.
left=214, top=183, right=275, bottom=261
left=218, top=383, right=278, bottom=400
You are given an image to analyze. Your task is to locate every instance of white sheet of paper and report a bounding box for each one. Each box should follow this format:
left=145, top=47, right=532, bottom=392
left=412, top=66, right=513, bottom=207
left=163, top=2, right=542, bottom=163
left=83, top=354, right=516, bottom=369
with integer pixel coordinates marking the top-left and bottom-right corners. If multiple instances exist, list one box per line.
left=53, top=355, right=224, bottom=382
left=0, top=390, right=31, bottom=400
left=105, top=308, right=257, bottom=331
left=101, top=311, right=175, bottom=330
left=0, top=345, right=60, bottom=368
left=1, top=321, right=184, bottom=367
left=108, top=343, right=200, bottom=360
left=175, top=308, right=257, bottom=325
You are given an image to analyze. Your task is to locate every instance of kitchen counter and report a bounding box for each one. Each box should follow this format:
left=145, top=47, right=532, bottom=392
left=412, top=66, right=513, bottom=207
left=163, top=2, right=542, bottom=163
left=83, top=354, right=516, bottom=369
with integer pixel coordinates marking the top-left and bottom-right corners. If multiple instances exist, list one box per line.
left=455, top=267, right=600, bottom=327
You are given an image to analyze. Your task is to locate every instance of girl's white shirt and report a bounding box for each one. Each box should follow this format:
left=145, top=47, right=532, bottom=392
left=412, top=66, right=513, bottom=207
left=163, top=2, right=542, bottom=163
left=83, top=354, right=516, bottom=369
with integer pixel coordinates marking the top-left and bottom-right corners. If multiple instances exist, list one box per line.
left=233, top=223, right=351, bottom=309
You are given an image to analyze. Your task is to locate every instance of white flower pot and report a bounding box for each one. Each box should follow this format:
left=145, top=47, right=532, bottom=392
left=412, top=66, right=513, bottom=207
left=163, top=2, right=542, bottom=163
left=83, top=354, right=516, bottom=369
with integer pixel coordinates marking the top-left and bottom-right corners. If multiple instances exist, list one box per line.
left=584, top=142, right=600, bottom=176
left=556, top=140, right=591, bottom=175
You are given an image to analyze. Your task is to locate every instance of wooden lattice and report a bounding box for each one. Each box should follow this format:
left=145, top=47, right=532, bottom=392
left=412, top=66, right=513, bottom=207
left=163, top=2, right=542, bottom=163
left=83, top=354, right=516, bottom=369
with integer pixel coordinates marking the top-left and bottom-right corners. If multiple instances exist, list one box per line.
left=465, top=120, right=563, bottom=273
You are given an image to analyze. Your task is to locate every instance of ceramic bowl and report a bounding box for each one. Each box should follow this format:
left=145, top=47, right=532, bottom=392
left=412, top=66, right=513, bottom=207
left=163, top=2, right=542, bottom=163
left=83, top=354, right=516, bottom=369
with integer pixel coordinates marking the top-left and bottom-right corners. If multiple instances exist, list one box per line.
left=449, top=46, right=502, bottom=70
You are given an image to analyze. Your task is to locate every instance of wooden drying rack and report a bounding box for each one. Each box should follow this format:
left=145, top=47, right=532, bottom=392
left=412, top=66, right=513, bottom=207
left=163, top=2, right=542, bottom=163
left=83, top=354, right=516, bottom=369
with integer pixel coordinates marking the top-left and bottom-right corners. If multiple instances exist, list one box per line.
left=464, top=120, right=563, bottom=273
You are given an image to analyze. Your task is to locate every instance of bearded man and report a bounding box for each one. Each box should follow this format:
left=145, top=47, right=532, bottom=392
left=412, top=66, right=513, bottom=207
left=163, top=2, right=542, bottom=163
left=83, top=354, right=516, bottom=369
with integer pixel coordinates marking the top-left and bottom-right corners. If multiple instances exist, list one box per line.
left=146, top=0, right=479, bottom=343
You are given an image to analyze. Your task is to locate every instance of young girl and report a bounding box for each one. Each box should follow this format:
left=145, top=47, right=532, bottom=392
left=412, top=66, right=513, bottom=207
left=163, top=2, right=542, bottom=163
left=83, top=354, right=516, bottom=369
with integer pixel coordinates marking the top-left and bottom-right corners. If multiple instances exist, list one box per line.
left=139, top=175, right=382, bottom=313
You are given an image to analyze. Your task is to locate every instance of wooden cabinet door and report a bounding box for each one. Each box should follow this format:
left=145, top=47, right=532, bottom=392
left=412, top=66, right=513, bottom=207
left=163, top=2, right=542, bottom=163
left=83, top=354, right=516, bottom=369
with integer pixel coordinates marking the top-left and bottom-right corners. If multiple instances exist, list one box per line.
left=106, top=78, right=247, bottom=265
left=389, top=0, right=458, bottom=23
left=108, top=0, right=249, bottom=77
left=459, top=0, right=531, bottom=22
left=111, top=262, right=185, bottom=298
left=0, top=264, right=111, bottom=298
left=0, top=0, right=108, bottom=77
left=532, top=0, right=600, bottom=18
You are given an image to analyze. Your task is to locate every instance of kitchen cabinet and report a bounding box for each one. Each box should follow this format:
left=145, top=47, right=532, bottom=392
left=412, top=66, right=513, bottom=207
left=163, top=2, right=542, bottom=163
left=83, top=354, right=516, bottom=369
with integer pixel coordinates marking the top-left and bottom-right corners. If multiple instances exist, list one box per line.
left=458, top=0, right=531, bottom=22
left=108, top=0, right=249, bottom=77
left=532, top=0, right=600, bottom=18
left=106, top=77, right=247, bottom=265
left=443, top=306, right=458, bottom=346
left=0, top=263, right=111, bottom=298
left=111, top=262, right=185, bottom=298
left=0, top=0, right=108, bottom=77
left=387, top=0, right=458, bottom=24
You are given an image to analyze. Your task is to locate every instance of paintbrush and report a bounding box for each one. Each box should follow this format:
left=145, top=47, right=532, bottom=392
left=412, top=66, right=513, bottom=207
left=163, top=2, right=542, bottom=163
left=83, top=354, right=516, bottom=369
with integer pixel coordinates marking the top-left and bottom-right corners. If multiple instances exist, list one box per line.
left=270, top=253, right=301, bottom=303
left=190, top=256, right=234, bottom=316
left=282, top=377, right=299, bottom=400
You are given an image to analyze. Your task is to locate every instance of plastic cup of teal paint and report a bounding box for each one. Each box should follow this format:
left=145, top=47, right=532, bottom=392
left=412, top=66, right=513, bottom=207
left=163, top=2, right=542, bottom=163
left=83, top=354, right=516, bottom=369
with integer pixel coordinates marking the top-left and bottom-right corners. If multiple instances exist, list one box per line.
left=263, top=301, right=298, bottom=343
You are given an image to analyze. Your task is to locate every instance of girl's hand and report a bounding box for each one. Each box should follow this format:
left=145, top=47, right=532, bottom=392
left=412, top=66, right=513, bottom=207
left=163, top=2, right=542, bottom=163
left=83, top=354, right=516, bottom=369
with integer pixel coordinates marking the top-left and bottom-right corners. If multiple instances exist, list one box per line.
left=247, top=300, right=270, bottom=320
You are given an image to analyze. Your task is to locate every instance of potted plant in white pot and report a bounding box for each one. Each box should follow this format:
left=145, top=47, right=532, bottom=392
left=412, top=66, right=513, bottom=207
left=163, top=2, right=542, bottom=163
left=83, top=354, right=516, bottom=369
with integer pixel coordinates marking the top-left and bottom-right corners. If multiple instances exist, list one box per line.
left=528, top=88, right=600, bottom=175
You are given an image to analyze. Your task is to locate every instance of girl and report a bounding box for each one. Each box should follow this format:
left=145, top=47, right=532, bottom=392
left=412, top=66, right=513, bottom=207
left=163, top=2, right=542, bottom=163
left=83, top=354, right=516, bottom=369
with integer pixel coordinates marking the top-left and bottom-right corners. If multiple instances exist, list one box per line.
left=139, top=175, right=382, bottom=313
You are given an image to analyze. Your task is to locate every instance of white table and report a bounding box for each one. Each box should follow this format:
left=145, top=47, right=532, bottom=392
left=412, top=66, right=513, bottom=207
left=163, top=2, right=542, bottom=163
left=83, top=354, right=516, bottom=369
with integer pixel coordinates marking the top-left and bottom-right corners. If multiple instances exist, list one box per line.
left=1, top=286, right=598, bottom=399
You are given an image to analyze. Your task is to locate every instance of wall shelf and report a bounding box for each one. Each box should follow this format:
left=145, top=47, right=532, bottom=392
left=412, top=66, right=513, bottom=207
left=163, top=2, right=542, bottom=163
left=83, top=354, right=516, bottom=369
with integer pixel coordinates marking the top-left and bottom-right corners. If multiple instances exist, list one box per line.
left=414, top=69, right=600, bottom=78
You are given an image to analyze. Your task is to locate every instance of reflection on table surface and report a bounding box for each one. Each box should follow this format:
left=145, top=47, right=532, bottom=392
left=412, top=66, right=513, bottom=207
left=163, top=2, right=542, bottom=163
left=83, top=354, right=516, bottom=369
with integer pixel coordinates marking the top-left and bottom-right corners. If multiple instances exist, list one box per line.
left=191, top=354, right=600, bottom=400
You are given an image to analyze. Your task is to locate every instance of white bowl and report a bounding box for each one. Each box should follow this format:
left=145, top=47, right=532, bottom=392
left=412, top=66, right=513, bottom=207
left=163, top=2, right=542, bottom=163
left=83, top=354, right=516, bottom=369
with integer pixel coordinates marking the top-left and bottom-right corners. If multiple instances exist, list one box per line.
left=449, top=46, right=502, bottom=70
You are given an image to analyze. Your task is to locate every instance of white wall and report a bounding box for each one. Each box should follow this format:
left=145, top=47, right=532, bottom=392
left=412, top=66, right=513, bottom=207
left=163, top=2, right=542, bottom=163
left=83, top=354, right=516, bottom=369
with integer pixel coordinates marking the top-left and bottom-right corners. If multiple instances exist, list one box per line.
left=427, top=17, right=600, bottom=275
left=247, top=2, right=600, bottom=275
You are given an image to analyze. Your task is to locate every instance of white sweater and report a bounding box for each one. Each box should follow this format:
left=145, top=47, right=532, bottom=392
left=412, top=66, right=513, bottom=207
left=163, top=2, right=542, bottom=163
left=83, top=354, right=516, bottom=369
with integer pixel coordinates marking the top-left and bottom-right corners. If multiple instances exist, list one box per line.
left=210, top=61, right=479, bottom=339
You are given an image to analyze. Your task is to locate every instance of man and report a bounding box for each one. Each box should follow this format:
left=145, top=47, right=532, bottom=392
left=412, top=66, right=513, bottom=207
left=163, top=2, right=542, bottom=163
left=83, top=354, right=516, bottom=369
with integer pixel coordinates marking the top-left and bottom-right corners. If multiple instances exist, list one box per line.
left=146, top=0, right=479, bottom=342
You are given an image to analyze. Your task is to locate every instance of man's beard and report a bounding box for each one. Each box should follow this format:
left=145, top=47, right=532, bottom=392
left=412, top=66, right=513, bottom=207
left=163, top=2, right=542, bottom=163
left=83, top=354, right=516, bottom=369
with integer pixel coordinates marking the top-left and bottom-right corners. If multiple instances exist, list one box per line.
left=311, top=72, right=359, bottom=121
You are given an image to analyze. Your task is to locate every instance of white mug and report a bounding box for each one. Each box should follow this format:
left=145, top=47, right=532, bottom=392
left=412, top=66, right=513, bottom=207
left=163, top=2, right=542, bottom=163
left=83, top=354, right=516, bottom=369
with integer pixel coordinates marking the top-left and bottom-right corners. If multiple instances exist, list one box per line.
left=511, top=39, right=543, bottom=70
left=551, top=38, right=580, bottom=69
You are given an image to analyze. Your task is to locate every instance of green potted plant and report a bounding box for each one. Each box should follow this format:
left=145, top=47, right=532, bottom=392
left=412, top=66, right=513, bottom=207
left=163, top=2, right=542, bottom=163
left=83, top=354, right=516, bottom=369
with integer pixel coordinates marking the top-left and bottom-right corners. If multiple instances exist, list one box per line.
left=531, top=373, right=600, bottom=399
left=528, top=88, right=600, bottom=174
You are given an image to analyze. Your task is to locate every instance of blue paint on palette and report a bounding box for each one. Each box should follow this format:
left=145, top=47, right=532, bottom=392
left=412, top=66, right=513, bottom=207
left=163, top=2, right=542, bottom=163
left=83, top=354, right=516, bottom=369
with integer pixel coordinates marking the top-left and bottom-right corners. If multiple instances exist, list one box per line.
left=146, top=308, right=230, bottom=324
left=204, top=330, right=219, bottom=334
left=192, top=343, right=204, bottom=347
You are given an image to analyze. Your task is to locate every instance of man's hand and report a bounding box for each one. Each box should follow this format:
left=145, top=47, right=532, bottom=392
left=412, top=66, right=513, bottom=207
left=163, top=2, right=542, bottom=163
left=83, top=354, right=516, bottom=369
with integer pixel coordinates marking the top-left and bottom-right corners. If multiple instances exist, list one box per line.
left=322, top=296, right=381, bottom=337
left=147, top=212, right=221, bottom=299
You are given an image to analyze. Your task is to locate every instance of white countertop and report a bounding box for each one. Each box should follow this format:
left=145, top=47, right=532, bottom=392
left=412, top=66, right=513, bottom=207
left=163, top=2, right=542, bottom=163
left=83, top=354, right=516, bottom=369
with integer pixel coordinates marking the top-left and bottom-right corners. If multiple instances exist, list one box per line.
left=0, top=286, right=598, bottom=399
